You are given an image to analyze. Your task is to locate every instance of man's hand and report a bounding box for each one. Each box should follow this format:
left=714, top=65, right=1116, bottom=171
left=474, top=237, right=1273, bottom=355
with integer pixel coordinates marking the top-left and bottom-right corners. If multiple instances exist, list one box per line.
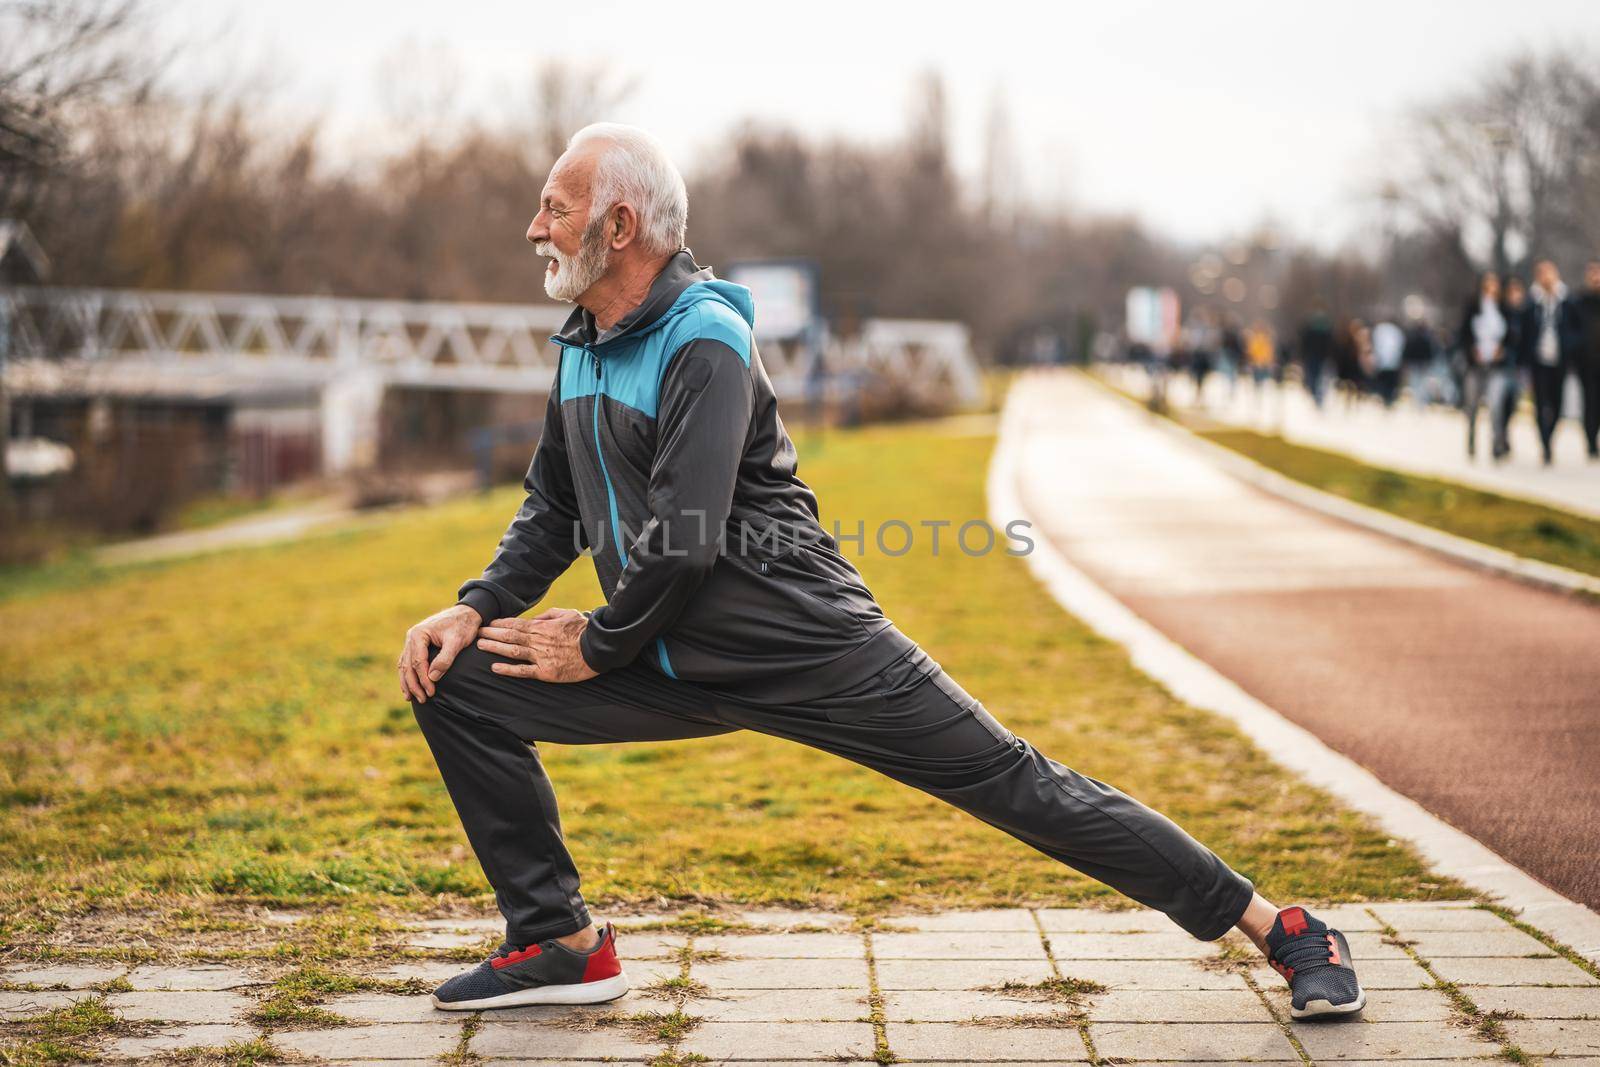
left=475, top=607, right=599, bottom=684
left=399, top=603, right=483, bottom=703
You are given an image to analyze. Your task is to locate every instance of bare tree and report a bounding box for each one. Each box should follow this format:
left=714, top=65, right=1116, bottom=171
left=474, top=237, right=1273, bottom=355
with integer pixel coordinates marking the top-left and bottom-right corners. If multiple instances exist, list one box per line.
left=1392, top=49, right=1600, bottom=281
left=0, top=0, right=157, bottom=216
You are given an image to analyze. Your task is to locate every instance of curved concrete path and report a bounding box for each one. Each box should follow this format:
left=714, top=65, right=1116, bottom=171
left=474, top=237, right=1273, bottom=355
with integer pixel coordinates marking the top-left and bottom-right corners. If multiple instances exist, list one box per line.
left=1010, top=372, right=1600, bottom=913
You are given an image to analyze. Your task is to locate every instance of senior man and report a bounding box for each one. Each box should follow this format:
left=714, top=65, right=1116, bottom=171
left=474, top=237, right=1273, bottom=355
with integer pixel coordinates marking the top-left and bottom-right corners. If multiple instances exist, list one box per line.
left=399, top=123, right=1365, bottom=1020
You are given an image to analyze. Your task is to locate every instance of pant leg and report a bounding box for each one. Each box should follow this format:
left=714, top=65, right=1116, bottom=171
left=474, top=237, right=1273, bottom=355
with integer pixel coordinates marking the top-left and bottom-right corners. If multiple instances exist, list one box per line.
left=715, top=660, right=1254, bottom=941
left=1582, top=361, right=1600, bottom=455
left=1462, top=366, right=1485, bottom=454
left=1489, top=369, right=1514, bottom=456
left=1533, top=364, right=1561, bottom=460
left=412, top=643, right=734, bottom=945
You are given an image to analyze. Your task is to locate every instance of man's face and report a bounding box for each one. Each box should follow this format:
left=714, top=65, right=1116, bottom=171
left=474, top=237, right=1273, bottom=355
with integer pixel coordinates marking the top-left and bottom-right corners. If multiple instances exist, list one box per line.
left=1588, top=262, right=1600, bottom=291
left=527, top=146, right=612, bottom=302
left=1535, top=261, right=1559, bottom=291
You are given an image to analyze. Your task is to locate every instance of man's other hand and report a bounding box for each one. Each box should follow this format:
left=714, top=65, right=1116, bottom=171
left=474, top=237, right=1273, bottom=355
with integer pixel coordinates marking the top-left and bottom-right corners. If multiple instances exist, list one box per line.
left=399, top=603, right=483, bottom=703
left=475, top=608, right=599, bottom=684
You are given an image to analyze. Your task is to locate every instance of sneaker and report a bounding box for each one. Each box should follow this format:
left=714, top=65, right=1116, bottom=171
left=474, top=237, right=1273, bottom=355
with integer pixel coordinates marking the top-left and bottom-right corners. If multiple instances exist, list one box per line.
left=431, top=922, right=629, bottom=1011
left=1265, top=906, right=1365, bottom=1019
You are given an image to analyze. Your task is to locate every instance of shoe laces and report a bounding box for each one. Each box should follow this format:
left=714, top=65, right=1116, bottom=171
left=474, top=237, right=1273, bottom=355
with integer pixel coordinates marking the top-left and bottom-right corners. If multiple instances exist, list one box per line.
left=1275, top=931, right=1337, bottom=974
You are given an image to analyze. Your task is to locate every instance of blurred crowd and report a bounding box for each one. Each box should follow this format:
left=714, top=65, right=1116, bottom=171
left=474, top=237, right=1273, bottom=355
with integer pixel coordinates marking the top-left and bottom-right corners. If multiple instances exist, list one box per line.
left=1132, top=258, right=1600, bottom=468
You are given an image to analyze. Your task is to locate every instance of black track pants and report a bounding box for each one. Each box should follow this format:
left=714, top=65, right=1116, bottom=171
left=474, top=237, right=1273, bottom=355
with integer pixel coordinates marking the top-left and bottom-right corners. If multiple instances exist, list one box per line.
left=411, top=641, right=1255, bottom=946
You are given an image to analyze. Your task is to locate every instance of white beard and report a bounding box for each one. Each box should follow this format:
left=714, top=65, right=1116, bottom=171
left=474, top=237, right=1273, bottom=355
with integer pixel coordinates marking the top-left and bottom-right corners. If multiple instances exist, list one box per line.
left=538, top=220, right=611, bottom=302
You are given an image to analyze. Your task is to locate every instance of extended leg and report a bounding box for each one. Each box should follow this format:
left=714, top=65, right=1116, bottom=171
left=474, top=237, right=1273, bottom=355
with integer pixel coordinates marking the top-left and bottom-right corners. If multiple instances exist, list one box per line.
left=412, top=643, right=733, bottom=945
left=717, top=659, right=1253, bottom=940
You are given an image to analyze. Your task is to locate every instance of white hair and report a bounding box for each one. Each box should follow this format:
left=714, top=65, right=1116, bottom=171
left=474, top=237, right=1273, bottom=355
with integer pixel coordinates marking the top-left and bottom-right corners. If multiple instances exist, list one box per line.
left=567, top=123, right=688, bottom=256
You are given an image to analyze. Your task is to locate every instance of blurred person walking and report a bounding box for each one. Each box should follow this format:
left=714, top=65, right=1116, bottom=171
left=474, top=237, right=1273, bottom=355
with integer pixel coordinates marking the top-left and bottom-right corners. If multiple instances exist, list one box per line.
left=1245, top=319, right=1276, bottom=394
left=1577, top=260, right=1600, bottom=459
left=1401, top=310, right=1436, bottom=409
left=1219, top=317, right=1245, bottom=403
left=1490, top=276, right=1527, bottom=461
left=1523, top=261, right=1580, bottom=465
left=1456, top=272, right=1505, bottom=459
left=1331, top=318, right=1367, bottom=410
left=1187, top=309, right=1218, bottom=403
left=398, top=122, right=1367, bottom=1022
left=1299, top=305, right=1334, bottom=409
left=1370, top=317, right=1404, bottom=408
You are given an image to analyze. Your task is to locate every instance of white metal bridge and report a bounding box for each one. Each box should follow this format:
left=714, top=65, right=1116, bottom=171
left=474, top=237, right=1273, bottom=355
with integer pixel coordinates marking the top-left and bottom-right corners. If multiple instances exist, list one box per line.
left=1, top=285, right=983, bottom=469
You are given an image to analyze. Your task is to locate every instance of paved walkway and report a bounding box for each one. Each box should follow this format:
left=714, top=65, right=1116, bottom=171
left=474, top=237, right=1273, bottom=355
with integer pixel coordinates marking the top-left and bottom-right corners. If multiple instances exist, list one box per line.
left=4, top=905, right=1598, bottom=1063
left=1101, top=364, right=1600, bottom=519
left=1009, top=372, right=1600, bottom=914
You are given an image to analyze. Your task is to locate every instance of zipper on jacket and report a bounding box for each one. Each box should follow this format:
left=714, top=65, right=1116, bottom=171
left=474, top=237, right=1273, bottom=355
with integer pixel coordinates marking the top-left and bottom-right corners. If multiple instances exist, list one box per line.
left=586, top=344, right=628, bottom=569
left=581, top=340, right=675, bottom=679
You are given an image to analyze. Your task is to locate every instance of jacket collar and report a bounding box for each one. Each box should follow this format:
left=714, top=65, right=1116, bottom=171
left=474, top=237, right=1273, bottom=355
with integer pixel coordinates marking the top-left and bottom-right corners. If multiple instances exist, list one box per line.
left=551, top=248, right=714, bottom=349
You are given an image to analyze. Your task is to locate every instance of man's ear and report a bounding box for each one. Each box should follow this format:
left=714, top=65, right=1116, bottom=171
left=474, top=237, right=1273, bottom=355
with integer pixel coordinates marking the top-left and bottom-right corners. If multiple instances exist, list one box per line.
left=609, top=202, right=640, bottom=251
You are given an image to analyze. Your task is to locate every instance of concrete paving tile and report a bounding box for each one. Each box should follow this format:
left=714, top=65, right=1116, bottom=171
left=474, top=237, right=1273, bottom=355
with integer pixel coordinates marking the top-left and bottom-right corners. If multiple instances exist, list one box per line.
left=1, top=962, right=127, bottom=989
left=371, top=960, right=462, bottom=986
left=888, top=909, right=1037, bottom=932
left=679, top=1020, right=876, bottom=1060
left=1263, top=986, right=1455, bottom=1023
left=1087, top=988, right=1272, bottom=1023
left=1049, top=932, right=1215, bottom=960
left=105, top=1023, right=258, bottom=1057
left=1308, top=906, right=1387, bottom=932
left=623, top=958, right=684, bottom=989
left=1342, top=930, right=1415, bottom=959
left=1036, top=908, right=1177, bottom=934
left=1293, top=1019, right=1500, bottom=1060
left=106, top=989, right=252, bottom=1023
left=886, top=1021, right=1090, bottom=1061
left=615, top=933, right=688, bottom=959
left=276, top=1022, right=463, bottom=1059
left=0, top=988, right=92, bottom=1019
left=873, top=958, right=1055, bottom=990
left=1052, top=958, right=1250, bottom=991
left=1406, top=928, right=1553, bottom=957
left=469, top=1002, right=640, bottom=1025
left=1369, top=904, right=1511, bottom=932
left=696, top=932, right=864, bottom=958
left=403, top=929, right=489, bottom=950
left=1304, top=1062, right=1503, bottom=1066
left=694, top=956, right=869, bottom=990
left=471, top=1018, right=660, bottom=1059
left=410, top=916, right=503, bottom=933
left=325, top=992, right=446, bottom=1023
left=1090, top=1021, right=1298, bottom=1061
left=1427, top=954, right=1598, bottom=987
left=684, top=987, right=867, bottom=1022
left=317, top=1061, right=441, bottom=1066
left=872, top=931, right=1048, bottom=960
left=881, top=988, right=1062, bottom=1022
left=1468, top=984, right=1600, bottom=1018
left=733, top=908, right=852, bottom=929
left=1502, top=1017, right=1600, bottom=1058
left=124, top=964, right=260, bottom=991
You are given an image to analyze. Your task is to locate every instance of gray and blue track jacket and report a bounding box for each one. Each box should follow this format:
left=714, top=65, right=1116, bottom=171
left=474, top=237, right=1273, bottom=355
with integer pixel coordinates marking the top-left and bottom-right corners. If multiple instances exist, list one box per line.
left=456, top=250, right=916, bottom=701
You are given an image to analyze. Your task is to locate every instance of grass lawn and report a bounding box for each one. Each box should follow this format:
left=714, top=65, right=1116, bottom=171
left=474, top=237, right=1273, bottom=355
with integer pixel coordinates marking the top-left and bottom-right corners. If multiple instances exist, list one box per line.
left=0, top=419, right=1462, bottom=965
left=1192, top=426, right=1600, bottom=579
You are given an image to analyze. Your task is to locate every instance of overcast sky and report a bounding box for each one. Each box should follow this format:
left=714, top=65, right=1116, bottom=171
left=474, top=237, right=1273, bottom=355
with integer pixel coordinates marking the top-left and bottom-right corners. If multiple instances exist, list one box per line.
left=169, top=0, right=1600, bottom=248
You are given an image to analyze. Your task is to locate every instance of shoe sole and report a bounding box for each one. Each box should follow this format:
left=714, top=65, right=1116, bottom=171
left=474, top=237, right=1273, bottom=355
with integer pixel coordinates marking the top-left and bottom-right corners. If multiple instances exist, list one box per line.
left=1290, top=990, right=1366, bottom=1019
left=432, top=971, right=630, bottom=1011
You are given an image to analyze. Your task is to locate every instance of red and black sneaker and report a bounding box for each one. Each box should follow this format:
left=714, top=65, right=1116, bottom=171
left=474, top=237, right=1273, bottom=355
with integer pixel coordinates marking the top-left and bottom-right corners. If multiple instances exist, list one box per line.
left=431, top=922, right=629, bottom=1011
left=1265, top=906, right=1365, bottom=1020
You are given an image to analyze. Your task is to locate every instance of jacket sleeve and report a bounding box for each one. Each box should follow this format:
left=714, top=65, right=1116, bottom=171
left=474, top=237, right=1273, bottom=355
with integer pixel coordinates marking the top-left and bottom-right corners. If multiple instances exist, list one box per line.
left=579, top=336, right=754, bottom=672
left=456, top=383, right=585, bottom=622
